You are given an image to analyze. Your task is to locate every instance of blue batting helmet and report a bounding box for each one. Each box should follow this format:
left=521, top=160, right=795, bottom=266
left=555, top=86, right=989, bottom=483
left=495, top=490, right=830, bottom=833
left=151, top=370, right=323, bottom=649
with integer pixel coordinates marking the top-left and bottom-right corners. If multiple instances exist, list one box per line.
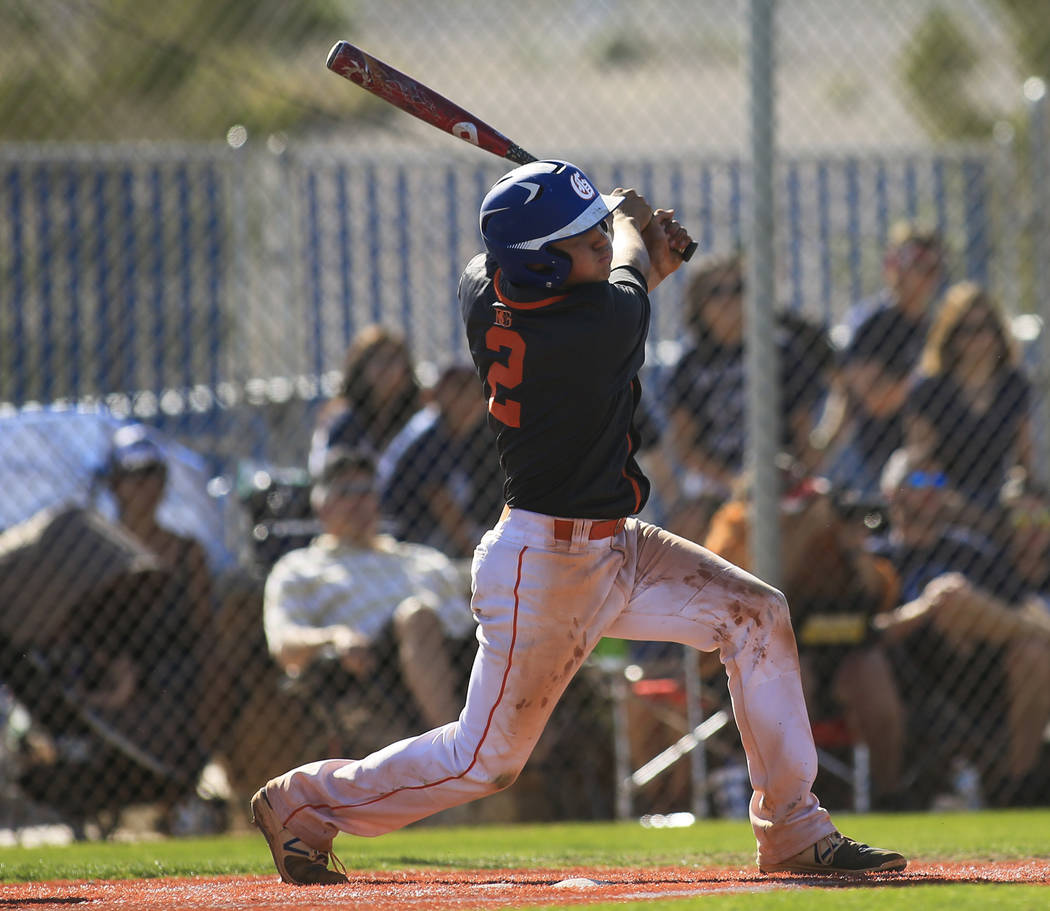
left=479, top=160, right=624, bottom=289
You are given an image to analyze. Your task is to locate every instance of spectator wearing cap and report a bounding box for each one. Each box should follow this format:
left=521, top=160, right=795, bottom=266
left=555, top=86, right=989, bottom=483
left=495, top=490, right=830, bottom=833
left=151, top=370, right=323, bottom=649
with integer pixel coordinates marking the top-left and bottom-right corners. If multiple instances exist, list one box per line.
left=1, top=427, right=216, bottom=830
left=262, top=448, right=476, bottom=754
left=98, top=424, right=216, bottom=794
left=105, top=425, right=213, bottom=642
left=813, top=307, right=916, bottom=502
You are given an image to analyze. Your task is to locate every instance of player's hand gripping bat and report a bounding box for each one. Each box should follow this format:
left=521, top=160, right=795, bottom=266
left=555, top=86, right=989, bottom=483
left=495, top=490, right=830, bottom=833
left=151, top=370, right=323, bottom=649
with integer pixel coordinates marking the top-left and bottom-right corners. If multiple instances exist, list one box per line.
left=326, top=40, right=698, bottom=262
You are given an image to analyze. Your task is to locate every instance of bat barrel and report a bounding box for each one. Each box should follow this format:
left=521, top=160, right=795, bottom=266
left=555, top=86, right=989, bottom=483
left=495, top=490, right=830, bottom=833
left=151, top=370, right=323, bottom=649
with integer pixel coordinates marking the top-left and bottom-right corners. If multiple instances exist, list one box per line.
left=325, top=41, right=695, bottom=260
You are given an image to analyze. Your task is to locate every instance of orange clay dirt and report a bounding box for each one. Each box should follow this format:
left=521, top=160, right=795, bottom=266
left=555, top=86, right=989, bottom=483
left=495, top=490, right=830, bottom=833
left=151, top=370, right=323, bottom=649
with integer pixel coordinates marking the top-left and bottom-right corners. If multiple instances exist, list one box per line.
left=2, top=861, right=1048, bottom=910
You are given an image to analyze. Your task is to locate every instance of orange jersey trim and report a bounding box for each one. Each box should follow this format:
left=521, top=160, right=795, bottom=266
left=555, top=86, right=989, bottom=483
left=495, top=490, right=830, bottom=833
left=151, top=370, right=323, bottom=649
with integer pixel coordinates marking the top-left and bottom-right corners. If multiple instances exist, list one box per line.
left=492, top=268, right=568, bottom=310
left=622, top=435, right=642, bottom=514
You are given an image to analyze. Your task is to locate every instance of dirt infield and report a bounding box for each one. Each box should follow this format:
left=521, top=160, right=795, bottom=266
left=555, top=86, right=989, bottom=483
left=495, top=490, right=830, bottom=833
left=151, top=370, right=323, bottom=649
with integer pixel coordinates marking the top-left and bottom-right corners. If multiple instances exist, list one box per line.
left=2, top=861, right=1048, bottom=910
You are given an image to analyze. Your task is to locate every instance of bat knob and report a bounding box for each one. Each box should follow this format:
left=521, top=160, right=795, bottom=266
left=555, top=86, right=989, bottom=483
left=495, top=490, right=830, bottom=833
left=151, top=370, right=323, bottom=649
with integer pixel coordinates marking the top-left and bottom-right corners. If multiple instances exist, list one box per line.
left=326, top=41, right=347, bottom=70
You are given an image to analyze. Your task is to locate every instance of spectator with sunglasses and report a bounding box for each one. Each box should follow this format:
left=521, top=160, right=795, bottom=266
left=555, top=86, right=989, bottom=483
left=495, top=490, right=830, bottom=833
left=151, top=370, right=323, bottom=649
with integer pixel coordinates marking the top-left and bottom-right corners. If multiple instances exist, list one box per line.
left=887, top=472, right=1050, bottom=805
left=263, top=447, right=476, bottom=757
left=815, top=222, right=945, bottom=496
left=662, top=252, right=831, bottom=513
left=837, top=220, right=946, bottom=365
left=870, top=445, right=1017, bottom=806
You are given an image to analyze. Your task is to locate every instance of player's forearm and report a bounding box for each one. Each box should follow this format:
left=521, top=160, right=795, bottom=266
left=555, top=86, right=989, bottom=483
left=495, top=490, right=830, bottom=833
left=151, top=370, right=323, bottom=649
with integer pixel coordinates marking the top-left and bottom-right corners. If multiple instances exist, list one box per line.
left=610, top=210, right=652, bottom=280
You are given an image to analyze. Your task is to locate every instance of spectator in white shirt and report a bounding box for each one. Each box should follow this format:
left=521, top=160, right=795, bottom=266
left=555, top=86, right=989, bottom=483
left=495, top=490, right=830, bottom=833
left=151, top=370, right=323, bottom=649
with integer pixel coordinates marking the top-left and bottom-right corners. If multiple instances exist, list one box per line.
left=263, top=448, right=475, bottom=738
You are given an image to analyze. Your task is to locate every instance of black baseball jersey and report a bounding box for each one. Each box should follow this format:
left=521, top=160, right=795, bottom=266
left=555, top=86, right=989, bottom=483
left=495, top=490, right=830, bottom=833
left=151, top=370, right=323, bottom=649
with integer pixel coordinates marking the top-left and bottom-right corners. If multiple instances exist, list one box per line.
left=459, top=252, right=651, bottom=519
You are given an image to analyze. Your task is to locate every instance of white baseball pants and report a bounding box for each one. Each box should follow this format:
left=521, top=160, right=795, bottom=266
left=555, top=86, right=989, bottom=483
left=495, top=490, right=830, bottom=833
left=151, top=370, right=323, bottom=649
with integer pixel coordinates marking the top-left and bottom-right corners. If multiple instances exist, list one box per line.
left=265, top=508, right=835, bottom=866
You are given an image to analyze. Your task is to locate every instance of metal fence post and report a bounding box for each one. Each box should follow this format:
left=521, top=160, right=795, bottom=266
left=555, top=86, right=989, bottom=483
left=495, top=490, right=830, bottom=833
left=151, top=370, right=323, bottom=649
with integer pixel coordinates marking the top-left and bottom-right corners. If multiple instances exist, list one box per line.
left=1026, top=77, right=1050, bottom=485
left=746, top=0, right=781, bottom=587
left=684, top=646, right=709, bottom=819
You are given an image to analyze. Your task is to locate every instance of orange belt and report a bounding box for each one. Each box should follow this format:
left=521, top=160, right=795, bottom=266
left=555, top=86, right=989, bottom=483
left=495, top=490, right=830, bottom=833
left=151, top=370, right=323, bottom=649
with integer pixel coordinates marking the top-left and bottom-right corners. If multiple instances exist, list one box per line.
left=500, top=505, right=626, bottom=541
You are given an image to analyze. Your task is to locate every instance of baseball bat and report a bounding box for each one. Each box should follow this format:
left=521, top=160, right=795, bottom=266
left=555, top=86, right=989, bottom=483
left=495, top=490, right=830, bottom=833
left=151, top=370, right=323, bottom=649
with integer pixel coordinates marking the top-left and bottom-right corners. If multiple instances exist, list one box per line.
left=326, top=40, right=697, bottom=261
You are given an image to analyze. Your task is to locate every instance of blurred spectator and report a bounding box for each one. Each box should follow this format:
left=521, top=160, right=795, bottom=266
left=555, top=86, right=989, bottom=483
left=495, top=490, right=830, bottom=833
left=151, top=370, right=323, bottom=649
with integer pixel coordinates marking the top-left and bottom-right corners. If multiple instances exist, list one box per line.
left=838, top=219, right=946, bottom=363
left=877, top=473, right=1050, bottom=805
left=263, top=448, right=476, bottom=755
left=914, top=280, right=1033, bottom=517
left=813, top=307, right=914, bottom=501
left=0, top=426, right=219, bottom=832
left=663, top=252, right=832, bottom=503
left=900, top=370, right=988, bottom=535
left=104, top=425, right=214, bottom=653
left=816, top=221, right=945, bottom=496
left=308, top=325, right=422, bottom=477
left=103, top=425, right=219, bottom=753
left=379, top=364, right=505, bottom=559
left=871, top=445, right=1002, bottom=612
left=0, top=509, right=201, bottom=833
left=871, top=445, right=1014, bottom=804
left=703, top=461, right=906, bottom=808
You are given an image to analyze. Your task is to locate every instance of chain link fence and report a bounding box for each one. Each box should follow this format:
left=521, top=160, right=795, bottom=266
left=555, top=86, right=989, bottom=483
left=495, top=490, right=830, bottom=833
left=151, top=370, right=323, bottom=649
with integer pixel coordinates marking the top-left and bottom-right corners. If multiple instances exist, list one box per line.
left=2, top=0, right=1050, bottom=840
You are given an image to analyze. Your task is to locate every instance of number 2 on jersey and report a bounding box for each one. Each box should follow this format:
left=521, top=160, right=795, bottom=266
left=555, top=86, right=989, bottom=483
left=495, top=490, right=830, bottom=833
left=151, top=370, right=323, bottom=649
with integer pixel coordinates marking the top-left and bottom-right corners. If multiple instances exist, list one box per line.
left=484, top=326, right=524, bottom=428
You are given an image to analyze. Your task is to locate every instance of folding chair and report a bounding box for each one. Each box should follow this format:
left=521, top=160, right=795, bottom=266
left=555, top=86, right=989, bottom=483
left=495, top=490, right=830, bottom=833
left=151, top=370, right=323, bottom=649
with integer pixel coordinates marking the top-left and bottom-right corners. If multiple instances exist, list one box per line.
left=599, top=642, right=871, bottom=818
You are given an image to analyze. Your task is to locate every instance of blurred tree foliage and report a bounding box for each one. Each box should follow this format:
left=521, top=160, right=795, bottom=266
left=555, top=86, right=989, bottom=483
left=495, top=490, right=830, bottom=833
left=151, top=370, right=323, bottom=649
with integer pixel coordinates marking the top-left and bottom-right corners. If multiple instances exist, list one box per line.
left=997, top=0, right=1050, bottom=79
left=899, top=7, right=992, bottom=140
left=899, top=1, right=1050, bottom=316
left=900, top=0, right=1050, bottom=141
left=0, top=0, right=366, bottom=141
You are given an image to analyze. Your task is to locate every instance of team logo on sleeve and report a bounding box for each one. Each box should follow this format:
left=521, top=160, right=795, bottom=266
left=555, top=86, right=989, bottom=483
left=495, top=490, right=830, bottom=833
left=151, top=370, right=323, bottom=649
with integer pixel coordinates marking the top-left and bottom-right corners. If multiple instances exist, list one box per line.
left=570, top=172, right=596, bottom=200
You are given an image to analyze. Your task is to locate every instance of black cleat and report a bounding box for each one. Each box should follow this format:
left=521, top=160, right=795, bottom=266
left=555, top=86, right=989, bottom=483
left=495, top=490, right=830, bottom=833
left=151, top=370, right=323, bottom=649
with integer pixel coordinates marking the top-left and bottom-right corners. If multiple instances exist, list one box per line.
left=759, top=831, right=907, bottom=874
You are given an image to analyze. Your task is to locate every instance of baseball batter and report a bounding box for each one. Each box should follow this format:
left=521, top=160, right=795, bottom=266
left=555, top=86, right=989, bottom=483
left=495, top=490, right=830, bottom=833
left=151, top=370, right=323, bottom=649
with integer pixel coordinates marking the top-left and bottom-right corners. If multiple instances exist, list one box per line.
left=251, top=160, right=906, bottom=883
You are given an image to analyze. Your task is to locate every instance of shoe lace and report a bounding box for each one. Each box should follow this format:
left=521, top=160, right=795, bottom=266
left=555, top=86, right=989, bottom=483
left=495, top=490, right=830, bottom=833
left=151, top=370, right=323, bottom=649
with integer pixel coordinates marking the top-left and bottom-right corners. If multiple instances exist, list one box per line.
left=816, top=832, right=844, bottom=864
left=329, top=848, right=348, bottom=878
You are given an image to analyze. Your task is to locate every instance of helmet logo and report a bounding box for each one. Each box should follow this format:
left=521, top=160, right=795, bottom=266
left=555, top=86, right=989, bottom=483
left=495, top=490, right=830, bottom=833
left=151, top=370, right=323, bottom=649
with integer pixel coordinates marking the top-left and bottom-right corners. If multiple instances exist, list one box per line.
left=518, top=181, right=541, bottom=204
left=570, top=171, right=596, bottom=200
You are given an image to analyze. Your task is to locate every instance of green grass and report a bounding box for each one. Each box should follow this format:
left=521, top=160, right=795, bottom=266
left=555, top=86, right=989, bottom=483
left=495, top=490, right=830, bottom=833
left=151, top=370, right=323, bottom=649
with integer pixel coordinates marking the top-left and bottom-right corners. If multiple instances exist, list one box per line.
left=0, top=809, right=1048, bottom=910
